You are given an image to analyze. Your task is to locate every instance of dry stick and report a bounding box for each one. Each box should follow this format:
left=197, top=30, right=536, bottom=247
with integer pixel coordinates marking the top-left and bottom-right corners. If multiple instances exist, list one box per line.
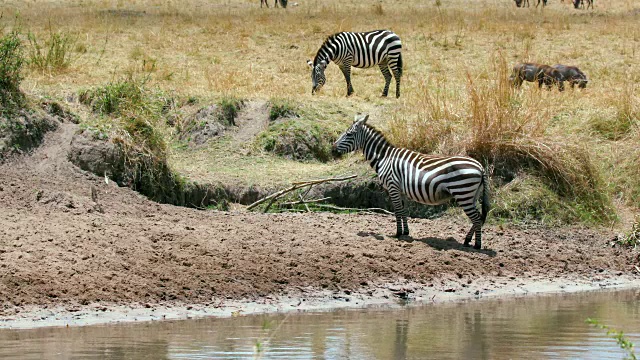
left=246, top=174, right=357, bottom=211
left=299, top=194, right=311, bottom=212
left=279, top=197, right=332, bottom=206
left=314, top=203, right=394, bottom=216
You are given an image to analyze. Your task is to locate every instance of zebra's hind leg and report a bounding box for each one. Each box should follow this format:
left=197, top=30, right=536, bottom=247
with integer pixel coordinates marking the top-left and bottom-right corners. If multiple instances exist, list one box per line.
left=463, top=225, right=476, bottom=247
left=378, top=62, right=392, bottom=97
left=463, top=223, right=482, bottom=249
left=459, top=199, right=483, bottom=249
left=401, top=216, right=409, bottom=236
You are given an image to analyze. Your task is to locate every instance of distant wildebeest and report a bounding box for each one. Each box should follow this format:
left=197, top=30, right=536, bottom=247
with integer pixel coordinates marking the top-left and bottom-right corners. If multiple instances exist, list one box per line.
left=515, top=0, right=547, bottom=7
left=509, top=63, right=565, bottom=91
left=552, top=64, right=588, bottom=89
left=261, top=0, right=287, bottom=8
left=573, top=0, right=593, bottom=9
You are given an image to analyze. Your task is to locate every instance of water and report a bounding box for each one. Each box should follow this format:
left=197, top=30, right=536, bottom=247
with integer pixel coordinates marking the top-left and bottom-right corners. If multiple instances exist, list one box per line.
left=1, top=289, right=639, bottom=359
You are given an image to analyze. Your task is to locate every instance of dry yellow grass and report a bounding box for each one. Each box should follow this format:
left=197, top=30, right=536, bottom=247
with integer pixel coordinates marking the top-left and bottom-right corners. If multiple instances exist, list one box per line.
left=2, top=0, right=639, bottom=217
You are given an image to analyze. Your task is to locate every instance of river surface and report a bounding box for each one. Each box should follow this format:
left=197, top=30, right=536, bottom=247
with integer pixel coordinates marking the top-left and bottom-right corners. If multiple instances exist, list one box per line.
left=0, top=289, right=639, bottom=359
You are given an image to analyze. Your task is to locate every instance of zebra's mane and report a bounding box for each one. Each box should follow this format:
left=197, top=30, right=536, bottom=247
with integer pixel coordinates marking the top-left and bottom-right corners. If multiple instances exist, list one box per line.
left=362, top=123, right=395, bottom=148
left=314, top=33, right=340, bottom=65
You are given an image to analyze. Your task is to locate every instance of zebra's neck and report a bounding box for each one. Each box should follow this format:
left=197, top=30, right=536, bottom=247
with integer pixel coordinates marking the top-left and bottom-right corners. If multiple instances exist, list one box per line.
left=361, top=125, right=393, bottom=170
left=314, top=36, right=337, bottom=64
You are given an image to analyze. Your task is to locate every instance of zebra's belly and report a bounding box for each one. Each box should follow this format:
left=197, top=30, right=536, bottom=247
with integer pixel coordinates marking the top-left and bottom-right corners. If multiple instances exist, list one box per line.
left=405, top=189, right=452, bottom=206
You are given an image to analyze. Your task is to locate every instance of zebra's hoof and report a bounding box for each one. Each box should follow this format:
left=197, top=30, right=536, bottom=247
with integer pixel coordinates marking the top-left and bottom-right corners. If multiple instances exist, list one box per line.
left=473, top=243, right=482, bottom=250
left=463, top=242, right=471, bottom=247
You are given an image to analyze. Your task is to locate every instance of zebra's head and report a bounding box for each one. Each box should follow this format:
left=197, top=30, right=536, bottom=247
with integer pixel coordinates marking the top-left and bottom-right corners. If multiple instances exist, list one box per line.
left=307, top=59, right=327, bottom=95
left=332, top=114, right=369, bottom=158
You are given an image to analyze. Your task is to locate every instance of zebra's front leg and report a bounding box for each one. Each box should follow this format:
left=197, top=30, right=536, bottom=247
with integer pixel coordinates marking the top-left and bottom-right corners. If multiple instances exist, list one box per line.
left=339, top=64, right=354, bottom=97
left=378, top=62, right=392, bottom=97
left=389, top=187, right=409, bottom=237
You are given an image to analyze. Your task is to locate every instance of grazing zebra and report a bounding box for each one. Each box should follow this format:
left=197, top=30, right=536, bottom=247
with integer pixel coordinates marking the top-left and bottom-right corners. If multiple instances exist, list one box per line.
left=573, top=0, right=593, bottom=9
left=332, top=114, right=490, bottom=249
left=514, top=0, right=546, bottom=7
left=306, top=30, right=403, bottom=98
left=261, top=0, right=287, bottom=8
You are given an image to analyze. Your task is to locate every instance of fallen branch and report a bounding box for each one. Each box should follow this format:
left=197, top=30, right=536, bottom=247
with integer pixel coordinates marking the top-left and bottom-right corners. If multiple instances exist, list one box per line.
left=279, top=197, right=332, bottom=207
left=313, top=204, right=394, bottom=216
left=246, top=174, right=356, bottom=212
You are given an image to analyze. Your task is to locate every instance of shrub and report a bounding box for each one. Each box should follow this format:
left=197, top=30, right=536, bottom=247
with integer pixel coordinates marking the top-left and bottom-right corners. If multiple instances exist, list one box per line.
left=0, top=31, right=25, bottom=110
left=217, top=96, right=244, bottom=126
left=616, top=215, right=640, bottom=248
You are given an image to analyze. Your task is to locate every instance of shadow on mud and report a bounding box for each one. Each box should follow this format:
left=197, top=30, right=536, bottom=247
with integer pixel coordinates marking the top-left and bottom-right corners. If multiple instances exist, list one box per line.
left=400, top=236, right=498, bottom=257
left=356, top=231, right=385, bottom=240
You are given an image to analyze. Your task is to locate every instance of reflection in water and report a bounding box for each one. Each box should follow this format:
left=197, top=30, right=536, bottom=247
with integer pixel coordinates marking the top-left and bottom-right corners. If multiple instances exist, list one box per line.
left=0, top=289, right=639, bottom=359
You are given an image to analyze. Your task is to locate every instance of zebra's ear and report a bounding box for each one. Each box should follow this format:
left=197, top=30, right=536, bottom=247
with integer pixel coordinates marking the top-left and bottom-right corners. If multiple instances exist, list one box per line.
left=306, top=59, right=313, bottom=68
left=353, top=114, right=369, bottom=125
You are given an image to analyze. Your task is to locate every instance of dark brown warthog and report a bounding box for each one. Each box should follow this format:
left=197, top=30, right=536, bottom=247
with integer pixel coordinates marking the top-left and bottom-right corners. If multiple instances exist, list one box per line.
left=552, top=64, right=588, bottom=89
left=509, top=63, right=565, bottom=91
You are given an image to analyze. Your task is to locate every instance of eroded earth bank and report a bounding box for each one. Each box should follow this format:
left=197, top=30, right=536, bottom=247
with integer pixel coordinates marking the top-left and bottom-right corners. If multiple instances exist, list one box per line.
left=1, top=121, right=639, bottom=329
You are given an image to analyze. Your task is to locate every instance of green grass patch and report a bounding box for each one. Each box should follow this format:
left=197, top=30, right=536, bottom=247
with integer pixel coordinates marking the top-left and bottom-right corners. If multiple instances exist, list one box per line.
left=257, top=119, right=337, bottom=162
left=590, top=112, right=635, bottom=141
left=492, top=175, right=580, bottom=225
left=616, top=216, right=640, bottom=248
left=78, top=76, right=173, bottom=156
left=268, top=97, right=299, bottom=121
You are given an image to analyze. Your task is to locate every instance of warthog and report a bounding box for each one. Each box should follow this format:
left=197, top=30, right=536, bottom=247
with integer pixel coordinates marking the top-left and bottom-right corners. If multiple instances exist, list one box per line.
left=509, top=62, right=565, bottom=91
left=552, top=64, right=588, bottom=89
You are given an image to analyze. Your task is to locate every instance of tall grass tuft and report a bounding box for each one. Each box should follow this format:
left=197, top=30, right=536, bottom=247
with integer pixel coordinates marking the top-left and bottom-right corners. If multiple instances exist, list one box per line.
left=388, top=78, right=460, bottom=155
left=464, top=57, right=614, bottom=223
left=390, top=55, right=615, bottom=224
left=79, top=76, right=170, bottom=159
left=27, top=31, right=77, bottom=73
left=591, top=81, right=639, bottom=140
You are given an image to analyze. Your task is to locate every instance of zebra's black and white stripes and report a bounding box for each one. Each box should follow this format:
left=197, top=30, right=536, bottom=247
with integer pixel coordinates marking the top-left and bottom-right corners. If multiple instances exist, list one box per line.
left=307, top=30, right=403, bottom=98
left=332, top=114, right=490, bottom=249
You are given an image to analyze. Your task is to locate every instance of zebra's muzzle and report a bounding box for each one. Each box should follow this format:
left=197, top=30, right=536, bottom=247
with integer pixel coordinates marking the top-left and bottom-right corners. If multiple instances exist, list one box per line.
left=331, top=145, right=342, bottom=158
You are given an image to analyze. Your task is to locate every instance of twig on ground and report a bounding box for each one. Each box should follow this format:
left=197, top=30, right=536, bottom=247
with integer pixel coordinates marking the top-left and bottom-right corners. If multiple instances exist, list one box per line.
left=246, top=174, right=356, bottom=212
left=279, top=197, right=331, bottom=206
left=313, top=203, right=394, bottom=215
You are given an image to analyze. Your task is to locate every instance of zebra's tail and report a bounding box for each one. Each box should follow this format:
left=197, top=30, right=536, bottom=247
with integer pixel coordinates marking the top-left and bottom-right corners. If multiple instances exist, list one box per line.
left=480, top=172, right=490, bottom=225
left=397, top=52, right=403, bottom=78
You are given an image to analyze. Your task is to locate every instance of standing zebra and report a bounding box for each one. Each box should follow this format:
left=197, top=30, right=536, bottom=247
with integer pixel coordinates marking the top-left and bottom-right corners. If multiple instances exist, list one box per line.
left=306, top=30, right=403, bottom=98
left=332, top=114, right=490, bottom=249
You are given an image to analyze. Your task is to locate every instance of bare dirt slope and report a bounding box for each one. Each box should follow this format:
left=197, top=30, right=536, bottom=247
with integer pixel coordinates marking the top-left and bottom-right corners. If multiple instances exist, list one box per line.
left=0, top=121, right=638, bottom=314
